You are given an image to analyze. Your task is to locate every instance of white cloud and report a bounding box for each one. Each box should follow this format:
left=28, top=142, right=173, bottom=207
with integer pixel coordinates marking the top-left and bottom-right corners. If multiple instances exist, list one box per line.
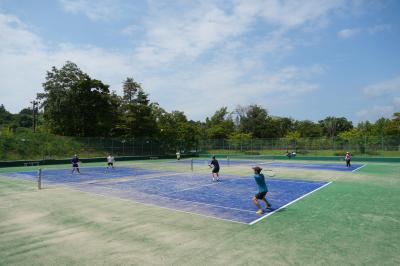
left=337, top=23, right=390, bottom=40
left=0, top=12, right=139, bottom=112
left=356, top=77, right=400, bottom=121
left=143, top=59, right=323, bottom=119
left=0, top=14, right=44, bottom=53
left=58, top=0, right=130, bottom=21
left=368, top=24, right=391, bottom=35
left=134, top=0, right=347, bottom=66
left=338, top=28, right=361, bottom=39
left=0, top=0, right=365, bottom=120
left=356, top=104, right=397, bottom=122
left=363, top=75, right=400, bottom=97
left=393, top=96, right=400, bottom=107
left=259, top=0, right=346, bottom=28
left=121, top=24, right=139, bottom=36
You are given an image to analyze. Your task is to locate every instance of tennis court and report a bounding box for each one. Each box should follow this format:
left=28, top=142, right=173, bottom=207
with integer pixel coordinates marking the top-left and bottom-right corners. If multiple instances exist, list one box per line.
left=1, top=159, right=399, bottom=265
left=178, top=158, right=365, bottom=172
left=3, top=166, right=330, bottom=224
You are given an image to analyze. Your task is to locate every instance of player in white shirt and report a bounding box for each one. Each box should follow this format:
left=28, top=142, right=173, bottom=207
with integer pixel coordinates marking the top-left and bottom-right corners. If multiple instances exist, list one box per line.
left=107, top=153, right=115, bottom=169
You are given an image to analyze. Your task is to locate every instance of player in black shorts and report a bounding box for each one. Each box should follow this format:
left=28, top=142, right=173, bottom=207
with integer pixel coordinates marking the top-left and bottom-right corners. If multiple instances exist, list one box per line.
left=71, top=154, right=80, bottom=174
left=209, top=156, right=220, bottom=182
left=107, top=153, right=115, bottom=169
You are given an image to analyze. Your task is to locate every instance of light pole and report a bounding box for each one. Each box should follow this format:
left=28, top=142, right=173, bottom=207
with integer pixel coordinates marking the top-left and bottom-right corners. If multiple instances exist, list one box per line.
left=122, top=139, right=126, bottom=155
left=30, top=100, right=39, bottom=133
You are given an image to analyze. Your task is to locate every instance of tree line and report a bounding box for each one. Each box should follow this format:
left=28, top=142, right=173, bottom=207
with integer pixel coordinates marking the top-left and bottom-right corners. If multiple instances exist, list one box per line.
left=1, top=61, right=399, bottom=143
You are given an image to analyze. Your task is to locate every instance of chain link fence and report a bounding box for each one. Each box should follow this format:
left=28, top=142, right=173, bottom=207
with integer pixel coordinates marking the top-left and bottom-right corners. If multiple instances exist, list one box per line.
left=0, top=135, right=197, bottom=160
left=1, top=134, right=399, bottom=160
left=199, top=136, right=400, bottom=156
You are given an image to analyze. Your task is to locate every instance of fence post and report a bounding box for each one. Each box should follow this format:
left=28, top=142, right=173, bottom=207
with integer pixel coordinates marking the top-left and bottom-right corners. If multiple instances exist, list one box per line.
left=38, top=168, right=42, bottom=190
left=364, top=135, right=367, bottom=156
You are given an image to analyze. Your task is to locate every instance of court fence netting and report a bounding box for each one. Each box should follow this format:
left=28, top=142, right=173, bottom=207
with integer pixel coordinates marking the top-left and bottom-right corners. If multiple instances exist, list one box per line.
left=0, top=135, right=399, bottom=163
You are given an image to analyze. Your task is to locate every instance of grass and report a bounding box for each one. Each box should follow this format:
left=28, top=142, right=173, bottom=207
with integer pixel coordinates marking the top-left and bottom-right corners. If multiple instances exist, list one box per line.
left=0, top=160, right=399, bottom=265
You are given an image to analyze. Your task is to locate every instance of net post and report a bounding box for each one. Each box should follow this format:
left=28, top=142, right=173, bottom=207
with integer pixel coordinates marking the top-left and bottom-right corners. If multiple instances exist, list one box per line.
left=191, top=158, right=194, bottom=172
left=227, top=156, right=230, bottom=167
left=38, top=168, right=42, bottom=190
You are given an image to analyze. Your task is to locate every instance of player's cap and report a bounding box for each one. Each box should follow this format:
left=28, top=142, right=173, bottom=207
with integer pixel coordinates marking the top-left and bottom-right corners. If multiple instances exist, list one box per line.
left=252, top=166, right=262, bottom=172
left=346, top=151, right=349, bottom=154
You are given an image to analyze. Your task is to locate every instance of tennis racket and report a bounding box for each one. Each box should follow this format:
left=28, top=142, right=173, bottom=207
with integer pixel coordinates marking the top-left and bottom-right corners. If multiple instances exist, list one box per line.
left=264, top=169, right=275, bottom=177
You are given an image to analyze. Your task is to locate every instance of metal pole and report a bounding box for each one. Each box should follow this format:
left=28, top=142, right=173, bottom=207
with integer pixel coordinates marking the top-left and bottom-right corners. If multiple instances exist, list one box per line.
left=38, top=168, right=42, bottom=190
left=191, top=158, right=194, bottom=172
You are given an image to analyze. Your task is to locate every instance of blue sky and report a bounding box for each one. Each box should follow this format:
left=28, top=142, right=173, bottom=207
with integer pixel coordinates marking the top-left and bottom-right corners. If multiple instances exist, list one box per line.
left=0, top=0, right=399, bottom=123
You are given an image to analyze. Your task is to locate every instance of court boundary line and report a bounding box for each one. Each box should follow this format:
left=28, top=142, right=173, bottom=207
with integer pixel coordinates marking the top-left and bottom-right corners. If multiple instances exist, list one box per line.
left=90, top=182, right=255, bottom=214
left=191, top=159, right=365, bottom=172
left=249, top=181, right=333, bottom=225
left=352, top=164, right=367, bottom=172
left=2, top=171, right=332, bottom=225
left=66, top=185, right=249, bottom=225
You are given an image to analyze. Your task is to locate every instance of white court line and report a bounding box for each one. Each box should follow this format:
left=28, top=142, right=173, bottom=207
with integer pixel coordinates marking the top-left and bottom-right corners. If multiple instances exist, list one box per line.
left=163, top=182, right=219, bottom=195
left=79, top=180, right=255, bottom=214
left=249, top=181, right=333, bottom=225
left=65, top=186, right=248, bottom=225
left=156, top=193, right=255, bottom=214
left=231, top=176, right=328, bottom=185
left=352, top=164, right=367, bottom=172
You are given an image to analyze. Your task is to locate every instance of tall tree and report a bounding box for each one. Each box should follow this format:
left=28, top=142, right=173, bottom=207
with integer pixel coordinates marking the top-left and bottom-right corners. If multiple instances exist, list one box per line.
left=38, top=61, right=117, bottom=136
left=205, top=107, right=235, bottom=139
left=385, top=112, right=400, bottom=135
left=122, top=77, right=141, bottom=103
left=0, top=104, right=13, bottom=125
left=237, top=105, right=276, bottom=138
left=318, top=117, right=353, bottom=137
left=294, top=120, right=322, bottom=137
left=120, top=78, right=157, bottom=137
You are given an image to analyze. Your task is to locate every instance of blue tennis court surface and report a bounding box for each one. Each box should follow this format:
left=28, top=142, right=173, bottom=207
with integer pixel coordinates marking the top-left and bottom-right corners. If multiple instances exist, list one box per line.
left=179, top=159, right=364, bottom=172
left=3, top=167, right=331, bottom=224
left=4, top=167, right=169, bottom=183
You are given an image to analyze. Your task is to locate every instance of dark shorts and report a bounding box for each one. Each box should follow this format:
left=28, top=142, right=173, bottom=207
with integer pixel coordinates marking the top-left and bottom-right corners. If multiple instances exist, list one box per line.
left=212, top=167, right=220, bottom=173
left=72, top=163, right=79, bottom=168
left=255, top=191, right=267, bottom=199
left=108, top=162, right=113, bottom=166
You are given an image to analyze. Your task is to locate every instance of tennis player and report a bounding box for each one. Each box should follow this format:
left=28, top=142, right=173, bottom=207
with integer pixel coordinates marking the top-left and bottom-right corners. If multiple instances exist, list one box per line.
left=209, top=156, right=220, bottom=181
left=345, top=152, right=351, bottom=167
left=107, top=153, right=115, bottom=169
left=252, top=166, right=271, bottom=214
left=176, top=151, right=181, bottom=160
left=71, top=154, right=80, bottom=174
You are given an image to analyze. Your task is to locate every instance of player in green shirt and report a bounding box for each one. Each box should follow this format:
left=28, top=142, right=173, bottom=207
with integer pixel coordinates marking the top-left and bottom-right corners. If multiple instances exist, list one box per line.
left=252, top=166, right=271, bottom=214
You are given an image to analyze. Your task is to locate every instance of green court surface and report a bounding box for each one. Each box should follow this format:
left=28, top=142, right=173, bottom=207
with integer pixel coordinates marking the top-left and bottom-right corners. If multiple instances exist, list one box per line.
left=0, top=160, right=399, bottom=265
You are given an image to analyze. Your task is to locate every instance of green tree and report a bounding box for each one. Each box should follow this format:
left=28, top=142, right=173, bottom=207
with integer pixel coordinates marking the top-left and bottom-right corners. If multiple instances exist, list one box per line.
left=0, top=104, right=13, bottom=125
left=294, top=120, right=322, bottom=137
left=237, top=105, right=273, bottom=138
left=38, top=61, right=117, bottom=136
left=120, top=78, right=157, bottom=137
left=385, top=112, right=400, bottom=135
left=15, top=108, right=33, bottom=128
left=318, top=117, right=353, bottom=137
left=154, top=106, right=200, bottom=151
left=273, top=117, right=294, bottom=137
left=205, top=107, right=235, bottom=139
